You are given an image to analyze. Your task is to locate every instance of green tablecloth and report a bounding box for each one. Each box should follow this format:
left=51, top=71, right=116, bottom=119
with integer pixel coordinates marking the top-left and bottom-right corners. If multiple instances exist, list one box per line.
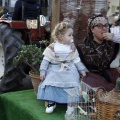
left=0, top=89, right=66, bottom=120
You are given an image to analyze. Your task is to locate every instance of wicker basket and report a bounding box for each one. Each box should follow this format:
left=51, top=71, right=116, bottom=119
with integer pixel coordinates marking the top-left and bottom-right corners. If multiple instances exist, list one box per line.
left=115, top=109, right=120, bottom=120
left=95, top=87, right=120, bottom=120
left=29, top=72, right=41, bottom=95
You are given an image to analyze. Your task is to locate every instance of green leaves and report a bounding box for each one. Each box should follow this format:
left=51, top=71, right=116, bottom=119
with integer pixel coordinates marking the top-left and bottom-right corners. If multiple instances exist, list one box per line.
left=13, top=42, right=46, bottom=75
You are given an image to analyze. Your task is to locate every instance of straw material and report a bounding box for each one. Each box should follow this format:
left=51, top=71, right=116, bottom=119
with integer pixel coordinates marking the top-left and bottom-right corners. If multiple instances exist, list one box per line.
left=95, top=87, right=120, bottom=120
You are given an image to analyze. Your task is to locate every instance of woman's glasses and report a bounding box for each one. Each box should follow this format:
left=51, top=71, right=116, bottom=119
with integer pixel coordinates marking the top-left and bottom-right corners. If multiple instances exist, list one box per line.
left=94, top=23, right=109, bottom=29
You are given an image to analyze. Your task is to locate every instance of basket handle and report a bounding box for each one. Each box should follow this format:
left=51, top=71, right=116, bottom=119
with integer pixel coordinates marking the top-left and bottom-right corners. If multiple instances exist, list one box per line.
left=95, top=87, right=106, bottom=100
left=114, top=109, right=120, bottom=119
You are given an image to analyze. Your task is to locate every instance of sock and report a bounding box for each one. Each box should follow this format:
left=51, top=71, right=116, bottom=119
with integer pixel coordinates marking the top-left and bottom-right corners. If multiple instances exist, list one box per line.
left=66, top=106, right=74, bottom=115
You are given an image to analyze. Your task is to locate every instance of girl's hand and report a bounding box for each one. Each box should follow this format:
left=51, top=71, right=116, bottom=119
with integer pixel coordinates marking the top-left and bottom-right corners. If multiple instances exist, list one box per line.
left=40, top=74, right=45, bottom=81
left=80, top=71, right=86, bottom=78
left=103, top=33, right=114, bottom=40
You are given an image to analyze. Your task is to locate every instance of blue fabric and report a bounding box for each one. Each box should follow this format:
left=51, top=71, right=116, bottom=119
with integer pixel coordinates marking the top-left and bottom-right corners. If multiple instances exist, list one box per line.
left=37, top=85, right=80, bottom=104
left=40, top=62, right=80, bottom=88
left=23, top=1, right=40, bottom=19
left=12, top=0, right=22, bottom=20
left=38, top=43, right=81, bottom=104
left=12, top=0, right=40, bottom=20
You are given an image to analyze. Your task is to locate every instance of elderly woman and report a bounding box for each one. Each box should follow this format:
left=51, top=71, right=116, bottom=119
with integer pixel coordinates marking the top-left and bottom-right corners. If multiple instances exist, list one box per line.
left=76, top=15, right=120, bottom=91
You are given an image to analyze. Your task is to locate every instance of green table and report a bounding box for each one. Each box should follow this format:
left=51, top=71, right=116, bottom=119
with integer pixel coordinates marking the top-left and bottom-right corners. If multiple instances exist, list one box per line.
left=0, top=89, right=66, bottom=120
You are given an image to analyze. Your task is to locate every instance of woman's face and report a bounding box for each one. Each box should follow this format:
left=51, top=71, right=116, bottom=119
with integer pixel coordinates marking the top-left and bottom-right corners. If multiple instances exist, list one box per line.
left=91, top=19, right=109, bottom=44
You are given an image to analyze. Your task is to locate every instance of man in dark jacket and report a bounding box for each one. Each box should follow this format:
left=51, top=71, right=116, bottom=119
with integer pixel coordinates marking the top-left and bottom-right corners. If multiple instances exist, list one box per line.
left=12, top=0, right=41, bottom=20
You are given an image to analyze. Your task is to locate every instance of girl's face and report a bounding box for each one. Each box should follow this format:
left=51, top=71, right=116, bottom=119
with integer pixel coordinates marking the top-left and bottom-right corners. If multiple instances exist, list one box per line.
left=61, top=28, right=73, bottom=44
left=91, top=19, right=109, bottom=44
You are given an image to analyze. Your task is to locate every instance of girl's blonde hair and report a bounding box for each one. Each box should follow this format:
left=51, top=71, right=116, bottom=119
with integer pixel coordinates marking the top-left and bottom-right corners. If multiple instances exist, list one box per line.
left=51, top=22, right=73, bottom=41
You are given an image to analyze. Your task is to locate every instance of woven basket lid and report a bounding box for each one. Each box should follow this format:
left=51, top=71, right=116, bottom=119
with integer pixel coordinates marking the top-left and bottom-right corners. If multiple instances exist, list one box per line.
left=96, top=77, right=120, bottom=105
left=97, top=88, right=120, bottom=105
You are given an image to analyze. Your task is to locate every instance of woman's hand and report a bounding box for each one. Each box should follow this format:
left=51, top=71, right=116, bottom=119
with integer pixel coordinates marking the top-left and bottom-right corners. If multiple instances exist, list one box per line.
left=40, top=74, right=45, bottom=81
left=103, top=33, right=114, bottom=41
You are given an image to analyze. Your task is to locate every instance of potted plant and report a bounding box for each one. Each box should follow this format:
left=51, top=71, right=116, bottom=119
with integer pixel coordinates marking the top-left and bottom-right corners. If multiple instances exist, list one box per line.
left=13, top=40, right=49, bottom=95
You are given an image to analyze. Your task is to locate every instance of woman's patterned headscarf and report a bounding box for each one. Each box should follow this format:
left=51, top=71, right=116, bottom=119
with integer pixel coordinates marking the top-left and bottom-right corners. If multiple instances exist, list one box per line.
left=87, top=15, right=108, bottom=39
left=88, top=15, right=107, bottom=27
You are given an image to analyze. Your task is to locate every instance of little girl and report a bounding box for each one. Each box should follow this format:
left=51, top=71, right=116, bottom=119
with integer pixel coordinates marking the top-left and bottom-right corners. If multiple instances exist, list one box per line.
left=37, top=22, right=86, bottom=116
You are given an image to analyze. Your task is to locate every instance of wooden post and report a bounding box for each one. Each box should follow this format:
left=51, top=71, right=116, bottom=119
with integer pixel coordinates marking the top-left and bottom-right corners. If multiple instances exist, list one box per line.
left=51, top=0, right=60, bottom=41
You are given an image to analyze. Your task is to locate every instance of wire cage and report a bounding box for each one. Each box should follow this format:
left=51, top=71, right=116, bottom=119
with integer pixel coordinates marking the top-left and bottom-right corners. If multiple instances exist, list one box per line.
left=66, top=81, right=97, bottom=120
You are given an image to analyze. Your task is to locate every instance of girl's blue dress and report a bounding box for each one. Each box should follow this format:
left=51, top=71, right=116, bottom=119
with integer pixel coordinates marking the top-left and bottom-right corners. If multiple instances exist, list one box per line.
left=37, top=42, right=85, bottom=103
